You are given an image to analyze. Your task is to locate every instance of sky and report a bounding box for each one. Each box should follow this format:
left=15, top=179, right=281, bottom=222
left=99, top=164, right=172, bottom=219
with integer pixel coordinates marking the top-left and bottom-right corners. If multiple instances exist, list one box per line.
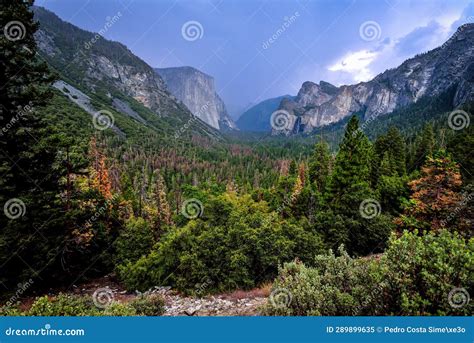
left=36, top=0, right=474, bottom=119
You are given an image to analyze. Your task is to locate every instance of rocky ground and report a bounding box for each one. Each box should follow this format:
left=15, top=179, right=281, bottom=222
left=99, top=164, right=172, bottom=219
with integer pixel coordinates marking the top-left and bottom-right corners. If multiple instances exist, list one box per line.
left=66, top=275, right=269, bottom=316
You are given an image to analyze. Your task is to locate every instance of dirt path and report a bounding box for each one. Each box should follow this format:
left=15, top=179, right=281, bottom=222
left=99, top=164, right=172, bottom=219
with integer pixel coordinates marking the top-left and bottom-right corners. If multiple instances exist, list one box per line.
left=65, top=276, right=268, bottom=316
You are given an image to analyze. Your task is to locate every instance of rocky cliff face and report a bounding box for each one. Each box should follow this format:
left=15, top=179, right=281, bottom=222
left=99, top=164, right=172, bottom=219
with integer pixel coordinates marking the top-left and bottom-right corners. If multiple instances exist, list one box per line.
left=155, top=67, right=237, bottom=131
left=276, top=24, right=474, bottom=135
left=33, top=6, right=221, bottom=140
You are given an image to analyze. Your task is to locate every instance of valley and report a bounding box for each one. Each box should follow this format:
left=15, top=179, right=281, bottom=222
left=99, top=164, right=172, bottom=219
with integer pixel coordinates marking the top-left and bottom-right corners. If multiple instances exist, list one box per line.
left=0, top=1, right=472, bottom=318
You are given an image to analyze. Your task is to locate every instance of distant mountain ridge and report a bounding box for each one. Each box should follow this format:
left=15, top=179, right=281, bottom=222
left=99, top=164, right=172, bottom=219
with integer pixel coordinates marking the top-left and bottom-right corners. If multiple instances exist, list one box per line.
left=33, top=6, right=220, bottom=140
left=276, top=24, right=474, bottom=135
left=155, top=66, right=237, bottom=131
left=237, top=95, right=294, bottom=132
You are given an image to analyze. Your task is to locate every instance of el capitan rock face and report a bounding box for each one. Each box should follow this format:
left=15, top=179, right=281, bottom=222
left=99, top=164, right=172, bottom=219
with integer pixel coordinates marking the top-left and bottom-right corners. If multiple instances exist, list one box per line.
left=155, top=67, right=237, bottom=131
left=276, top=24, right=474, bottom=135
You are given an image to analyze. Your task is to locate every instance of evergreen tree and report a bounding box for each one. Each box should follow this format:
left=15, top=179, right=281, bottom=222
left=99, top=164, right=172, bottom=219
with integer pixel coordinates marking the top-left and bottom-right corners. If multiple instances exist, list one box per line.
left=385, top=126, right=406, bottom=176
left=308, top=140, right=331, bottom=193
left=328, top=116, right=372, bottom=212
left=413, top=123, right=435, bottom=170
left=324, top=116, right=392, bottom=255
left=0, top=0, right=65, bottom=291
left=152, top=173, right=173, bottom=235
left=396, top=151, right=470, bottom=234
left=288, top=160, right=297, bottom=176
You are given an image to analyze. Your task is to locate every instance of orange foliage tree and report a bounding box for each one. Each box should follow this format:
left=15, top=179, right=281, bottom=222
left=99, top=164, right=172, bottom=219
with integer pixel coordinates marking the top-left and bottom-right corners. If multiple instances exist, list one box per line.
left=395, top=152, right=468, bottom=233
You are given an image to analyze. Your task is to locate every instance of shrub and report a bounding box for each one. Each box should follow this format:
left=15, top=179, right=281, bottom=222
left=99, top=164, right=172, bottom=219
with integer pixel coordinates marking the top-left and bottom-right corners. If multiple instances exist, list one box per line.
left=262, top=247, right=384, bottom=316
left=0, top=293, right=151, bottom=316
left=130, top=295, right=165, bottom=316
left=263, top=230, right=473, bottom=316
left=118, top=192, right=325, bottom=294
left=24, top=294, right=101, bottom=316
left=115, top=217, right=155, bottom=265
left=102, top=302, right=137, bottom=316
left=381, top=230, right=473, bottom=315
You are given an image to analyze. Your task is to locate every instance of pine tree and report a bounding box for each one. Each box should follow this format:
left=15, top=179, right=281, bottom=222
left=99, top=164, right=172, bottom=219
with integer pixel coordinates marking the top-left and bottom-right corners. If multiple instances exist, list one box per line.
left=152, top=173, right=173, bottom=235
left=385, top=126, right=406, bottom=176
left=372, top=126, right=406, bottom=186
left=328, top=116, right=372, bottom=211
left=0, top=0, right=64, bottom=291
left=396, top=151, right=468, bottom=233
left=89, top=137, right=112, bottom=200
left=413, top=124, right=435, bottom=170
left=288, top=160, right=297, bottom=176
left=308, top=140, right=331, bottom=192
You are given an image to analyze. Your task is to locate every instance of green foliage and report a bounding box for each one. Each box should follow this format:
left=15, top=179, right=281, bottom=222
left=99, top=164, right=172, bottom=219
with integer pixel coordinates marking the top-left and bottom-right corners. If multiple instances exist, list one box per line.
left=381, top=230, right=473, bottom=315
left=26, top=295, right=101, bottom=316
left=264, top=230, right=473, bottom=316
left=129, top=295, right=165, bottom=316
left=115, top=217, right=155, bottom=265
left=0, top=293, right=165, bottom=316
left=376, top=174, right=410, bottom=215
left=118, top=192, right=325, bottom=293
left=447, top=119, right=474, bottom=184
left=328, top=116, right=372, bottom=208
left=262, top=248, right=384, bottom=316
left=308, top=140, right=331, bottom=192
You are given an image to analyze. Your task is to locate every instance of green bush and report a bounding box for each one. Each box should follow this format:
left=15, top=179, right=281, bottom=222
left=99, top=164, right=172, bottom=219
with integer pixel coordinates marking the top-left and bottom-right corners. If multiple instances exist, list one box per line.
left=381, top=230, right=473, bottom=315
left=262, top=247, right=384, bottom=316
left=21, top=294, right=101, bottom=316
left=263, top=230, right=473, bottom=316
left=115, top=217, right=155, bottom=265
left=0, top=293, right=165, bottom=316
left=118, top=193, right=325, bottom=294
left=102, top=302, right=137, bottom=316
left=130, top=294, right=165, bottom=316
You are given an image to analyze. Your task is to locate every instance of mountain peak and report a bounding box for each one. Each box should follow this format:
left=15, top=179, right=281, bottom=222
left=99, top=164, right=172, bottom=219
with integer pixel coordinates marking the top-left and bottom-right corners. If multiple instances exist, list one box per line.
left=155, top=67, right=237, bottom=131
left=274, top=24, right=474, bottom=135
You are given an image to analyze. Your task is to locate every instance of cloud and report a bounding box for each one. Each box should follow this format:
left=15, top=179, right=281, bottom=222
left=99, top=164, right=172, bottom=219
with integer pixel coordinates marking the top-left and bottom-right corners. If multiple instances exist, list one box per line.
left=394, top=21, right=444, bottom=56
left=450, top=2, right=474, bottom=30
left=328, top=49, right=379, bottom=83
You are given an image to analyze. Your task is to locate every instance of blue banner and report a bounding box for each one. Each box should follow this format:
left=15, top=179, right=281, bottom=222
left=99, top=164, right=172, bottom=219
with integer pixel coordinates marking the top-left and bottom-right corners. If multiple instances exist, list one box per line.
left=0, top=316, right=473, bottom=343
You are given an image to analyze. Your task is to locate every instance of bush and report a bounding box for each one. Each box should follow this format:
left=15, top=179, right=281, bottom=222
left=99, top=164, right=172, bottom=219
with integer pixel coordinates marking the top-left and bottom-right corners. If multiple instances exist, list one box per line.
left=262, top=247, right=384, bottom=316
left=381, top=230, right=473, bottom=315
left=130, top=295, right=165, bottom=316
left=118, top=192, right=325, bottom=294
left=263, top=230, right=473, bottom=316
left=21, top=294, right=101, bottom=316
left=115, top=217, right=155, bottom=265
left=0, top=293, right=166, bottom=316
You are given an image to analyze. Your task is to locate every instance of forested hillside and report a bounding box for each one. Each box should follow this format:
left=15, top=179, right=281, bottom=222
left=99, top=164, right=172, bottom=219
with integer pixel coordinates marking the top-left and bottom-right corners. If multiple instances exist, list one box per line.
left=0, top=0, right=472, bottom=317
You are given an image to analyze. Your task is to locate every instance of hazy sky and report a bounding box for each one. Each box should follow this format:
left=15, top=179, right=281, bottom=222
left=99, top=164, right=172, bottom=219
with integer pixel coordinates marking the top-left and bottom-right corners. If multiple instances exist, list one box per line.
left=36, top=0, right=474, bottom=118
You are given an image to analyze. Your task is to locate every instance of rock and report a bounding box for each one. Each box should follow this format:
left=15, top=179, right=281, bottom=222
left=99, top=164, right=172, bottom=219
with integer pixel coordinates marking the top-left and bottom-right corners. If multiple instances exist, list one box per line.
left=155, top=67, right=237, bottom=131
left=275, top=24, right=474, bottom=135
